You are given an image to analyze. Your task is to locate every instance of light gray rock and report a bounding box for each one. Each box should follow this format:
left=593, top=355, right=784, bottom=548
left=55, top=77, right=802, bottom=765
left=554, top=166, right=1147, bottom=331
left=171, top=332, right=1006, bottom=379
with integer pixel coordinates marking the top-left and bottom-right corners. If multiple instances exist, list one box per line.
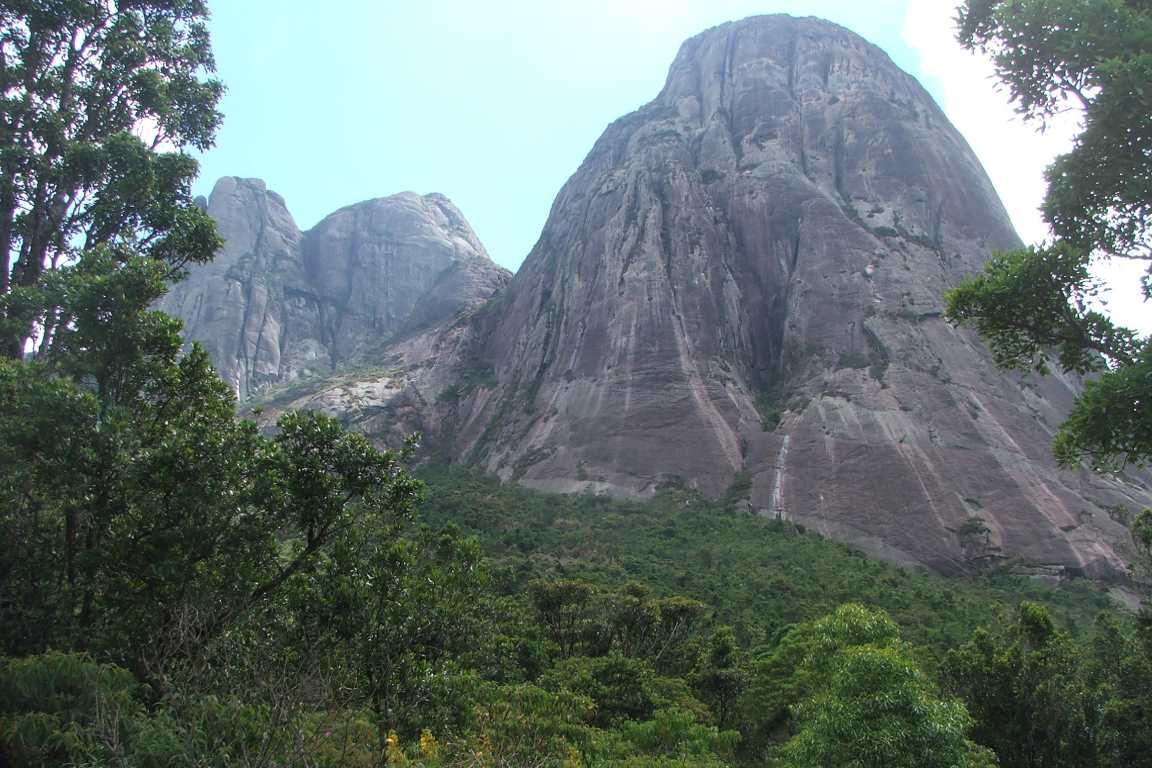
left=161, top=180, right=510, bottom=399
left=301, top=192, right=498, bottom=363
left=158, top=177, right=315, bottom=398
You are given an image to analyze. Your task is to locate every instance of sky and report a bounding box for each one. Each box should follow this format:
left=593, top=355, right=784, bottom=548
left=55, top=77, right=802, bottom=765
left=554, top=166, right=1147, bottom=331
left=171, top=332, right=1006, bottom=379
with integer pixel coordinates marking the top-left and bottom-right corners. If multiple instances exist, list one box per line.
left=194, top=0, right=1147, bottom=333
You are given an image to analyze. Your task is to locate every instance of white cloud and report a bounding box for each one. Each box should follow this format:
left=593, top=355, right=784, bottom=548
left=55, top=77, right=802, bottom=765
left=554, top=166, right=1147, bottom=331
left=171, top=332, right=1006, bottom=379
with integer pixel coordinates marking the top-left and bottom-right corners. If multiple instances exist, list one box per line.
left=902, top=0, right=1149, bottom=334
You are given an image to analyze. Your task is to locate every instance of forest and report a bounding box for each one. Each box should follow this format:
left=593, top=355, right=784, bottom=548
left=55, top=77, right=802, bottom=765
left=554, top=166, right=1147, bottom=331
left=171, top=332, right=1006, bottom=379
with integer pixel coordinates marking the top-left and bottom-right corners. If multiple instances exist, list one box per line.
left=2, top=1, right=1150, bottom=766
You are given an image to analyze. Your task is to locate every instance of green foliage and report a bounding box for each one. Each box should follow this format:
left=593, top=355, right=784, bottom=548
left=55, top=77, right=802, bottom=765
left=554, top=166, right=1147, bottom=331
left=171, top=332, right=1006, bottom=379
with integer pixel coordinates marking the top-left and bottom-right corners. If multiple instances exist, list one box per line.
left=529, top=579, right=601, bottom=657
left=946, top=245, right=1140, bottom=377
left=835, top=351, right=871, bottom=370
left=1136, top=509, right=1152, bottom=554
left=468, top=683, right=599, bottom=765
left=757, top=385, right=803, bottom=431
left=1052, top=346, right=1152, bottom=469
left=1083, top=611, right=1152, bottom=768
left=285, top=522, right=488, bottom=737
left=0, top=1, right=224, bottom=355
left=418, top=469, right=1113, bottom=652
left=540, top=653, right=693, bottom=727
left=835, top=323, right=889, bottom=380
left=0, top=242, right=426, bottom=695
left=0, top=6, right=1145, bottom=757
left=737, top=604, right=905, bottom=758
left=941, top=602, right=1152, bottom=768
left=946, top=245, right=1150, bottom=470
left=948, top=0, right=1152, bottom=472
left=958, top=0, right=1151, bottom=259
left=958, top=516, right=992, bottom=538
left=943, top=602, right=1102, bottom=768
left=701, top=169, right=726, bottom=185
left=861, top=322, right=890, bottom=380
left=0, top=651, right=141, bottom=768
left=0, top=247, right=745, bottom=768
left=614, top=708, right=740, bottom=763
left=0, top=447, right=1142, bottom=768
left=776, top=644, right=996, bottom=768
left=694, top=627, right=745, bottom=730
left=0, top=652, right=295, bottom=768
left=722, top=473, right=753, bottom=509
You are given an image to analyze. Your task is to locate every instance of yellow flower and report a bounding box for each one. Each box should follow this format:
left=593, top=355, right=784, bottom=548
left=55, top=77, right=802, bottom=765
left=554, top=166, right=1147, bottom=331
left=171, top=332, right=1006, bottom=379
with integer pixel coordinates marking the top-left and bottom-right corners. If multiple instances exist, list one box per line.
left=385, top=730, right=408, bottom=766
left=419, top=729, right=440, bottom=760
left=562, top=745, right=583, bottom=768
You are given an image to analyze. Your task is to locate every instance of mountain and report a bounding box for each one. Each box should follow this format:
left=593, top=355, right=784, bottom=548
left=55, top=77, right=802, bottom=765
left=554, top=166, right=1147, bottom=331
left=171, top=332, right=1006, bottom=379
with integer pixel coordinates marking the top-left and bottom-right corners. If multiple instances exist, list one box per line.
left=159, top=177, right=510, bottom=399
left=446, top=15, right=1147, bottom=578
left=169, top=15, right=1149, bottom=581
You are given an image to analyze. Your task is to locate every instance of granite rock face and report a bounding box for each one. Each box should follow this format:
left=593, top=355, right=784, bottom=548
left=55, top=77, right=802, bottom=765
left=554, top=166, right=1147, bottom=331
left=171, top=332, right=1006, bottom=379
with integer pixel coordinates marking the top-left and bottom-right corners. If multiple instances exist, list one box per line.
left=160, top=179, right=510, bottom=399
left=175, top=15, right=1150, bottom=581
left=445, top=15, right=1148, bottom=578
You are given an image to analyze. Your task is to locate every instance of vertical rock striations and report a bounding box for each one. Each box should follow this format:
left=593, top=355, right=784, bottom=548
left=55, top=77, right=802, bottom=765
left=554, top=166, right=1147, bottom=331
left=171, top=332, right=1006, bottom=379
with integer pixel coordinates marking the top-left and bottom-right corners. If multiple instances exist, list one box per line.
left=170, top=15, right=1149, bottom=581
left=450, top=15, right=1146, bottom=578
left=159, top=177, right=312, bottom=399
left=160, top=179, right=510, bottom=399
left=301, top=192, right=503, bottom=364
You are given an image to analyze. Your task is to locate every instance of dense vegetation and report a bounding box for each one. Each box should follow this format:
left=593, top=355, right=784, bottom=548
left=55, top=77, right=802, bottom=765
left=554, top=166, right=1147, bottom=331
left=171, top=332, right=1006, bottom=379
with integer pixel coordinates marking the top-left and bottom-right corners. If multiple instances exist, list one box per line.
left=418, top=470, right=1114, bottom=651
left=946, top=0, right=1151, bottom=474
left=2, top=1, right=1151, bottom=766
left=3, top=459, right=1152, bottom=766
left=0, top=0, right=222, bottom=358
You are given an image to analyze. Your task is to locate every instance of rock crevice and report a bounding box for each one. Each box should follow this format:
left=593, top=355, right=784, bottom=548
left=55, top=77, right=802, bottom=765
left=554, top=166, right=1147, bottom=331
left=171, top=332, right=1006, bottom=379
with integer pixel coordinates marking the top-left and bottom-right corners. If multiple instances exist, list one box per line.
left=168, top=15, right=1149, bottom=581
left=446, top=14, right=1145, bottom=578
left=161, top=179, right=511, bottom=399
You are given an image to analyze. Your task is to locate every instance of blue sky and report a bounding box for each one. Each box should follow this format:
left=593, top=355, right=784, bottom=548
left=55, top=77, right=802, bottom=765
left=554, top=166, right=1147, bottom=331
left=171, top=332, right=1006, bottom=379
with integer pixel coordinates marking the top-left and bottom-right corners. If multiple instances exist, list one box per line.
left=194, top=1, right=933, bottom=271
left=193, top=1, right=1149, bottom=333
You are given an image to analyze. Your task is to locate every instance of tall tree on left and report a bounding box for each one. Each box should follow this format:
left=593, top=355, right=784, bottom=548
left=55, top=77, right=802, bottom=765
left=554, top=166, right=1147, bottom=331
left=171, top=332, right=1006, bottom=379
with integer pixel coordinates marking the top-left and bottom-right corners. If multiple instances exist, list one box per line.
left=0, top=0, right=222, bottom=358
left=0, top=1, right=430, bottom=699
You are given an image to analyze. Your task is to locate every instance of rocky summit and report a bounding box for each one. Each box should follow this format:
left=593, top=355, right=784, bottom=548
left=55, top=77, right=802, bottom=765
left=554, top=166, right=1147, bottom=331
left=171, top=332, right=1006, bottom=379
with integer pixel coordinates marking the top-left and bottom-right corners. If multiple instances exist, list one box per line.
left=167, top=15, right=1150, bottom=580
left=160, top=177, right=510, bottom=400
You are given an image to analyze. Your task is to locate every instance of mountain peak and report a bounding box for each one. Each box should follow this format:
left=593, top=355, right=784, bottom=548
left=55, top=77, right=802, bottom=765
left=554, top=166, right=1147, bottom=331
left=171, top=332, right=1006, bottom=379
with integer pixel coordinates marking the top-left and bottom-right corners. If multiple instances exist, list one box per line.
left=444, top=16, right=1140, bottom=578
left=164, top=20, right=1148, bottom=581
left=161, top=181, right=508, bottom=399
left=659, top=14, right=912, bottom=106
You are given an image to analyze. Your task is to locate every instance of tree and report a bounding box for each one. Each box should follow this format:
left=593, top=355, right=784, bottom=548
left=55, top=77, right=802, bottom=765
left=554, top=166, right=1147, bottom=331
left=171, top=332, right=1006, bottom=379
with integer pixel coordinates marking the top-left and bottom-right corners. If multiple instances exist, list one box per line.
left=284, top=522, right=488, bottom=743
left=738, top=603, right=904, bottom=759
left=772, top=605, right=995, bottom=768
left=540, top=653, right=683, bottom=728
left=776, top=645, right=997, bottom=768
left=465, top=684, right=599, bottom=767
left=0, top=651, right=300, bottom=767
left=529, top=579, right=600, bottom=658
left=0, top=0, right=222, bottom=357
left=615, top=707, right=740, bottom=765
left=1083, top=611, right=1152, bottom=768
left=945, top=0, right=1152, bottom=471
left=0, top=253, right=425, bottom=686
left=694, top=626, right=745, bottom=731
left=942, top=602, right=1098, bottom=768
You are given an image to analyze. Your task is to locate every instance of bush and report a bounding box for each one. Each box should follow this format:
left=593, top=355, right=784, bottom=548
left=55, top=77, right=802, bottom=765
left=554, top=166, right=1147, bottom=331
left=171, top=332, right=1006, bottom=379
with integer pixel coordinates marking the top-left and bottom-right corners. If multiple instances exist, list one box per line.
left=0, top=652, right=142, bottom=768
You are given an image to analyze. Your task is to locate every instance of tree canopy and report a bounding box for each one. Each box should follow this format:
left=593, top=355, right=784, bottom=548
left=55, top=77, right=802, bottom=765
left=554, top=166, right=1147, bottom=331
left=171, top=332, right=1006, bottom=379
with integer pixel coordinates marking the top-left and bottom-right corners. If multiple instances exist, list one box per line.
left=946, top=0, right=1152, bottom=472
left=0, top=0, right=223, bottom=357
left=3, top=2, right=1152, bottom=766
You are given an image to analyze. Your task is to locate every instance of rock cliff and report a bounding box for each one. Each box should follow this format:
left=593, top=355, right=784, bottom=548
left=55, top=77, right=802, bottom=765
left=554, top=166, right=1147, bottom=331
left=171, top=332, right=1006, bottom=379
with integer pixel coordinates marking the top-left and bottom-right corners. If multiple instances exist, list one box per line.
left=159, top=178, right=509, bottom=399
left=448, top=15, right=1147, bottom=578
left=172, top=15, right=1150, bottom=581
